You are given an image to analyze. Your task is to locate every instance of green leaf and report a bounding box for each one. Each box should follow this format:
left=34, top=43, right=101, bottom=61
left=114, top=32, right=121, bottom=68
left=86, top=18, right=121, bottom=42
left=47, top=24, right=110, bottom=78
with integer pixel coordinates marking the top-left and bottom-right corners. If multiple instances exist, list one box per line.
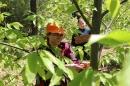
left=24, top=14, right=36, bottom=21
left=23, top=65, right=36, bottom=84
left=105, top=0, right=120, bottom=18
left=41, top=50, right=74, bottom=80
left=37, top=15, right=45, bottom=29
left=23, top=52, right=39, bottom=84
left=27, top=36, right=42, bottom=48
left=69, top=71, right=84, bottom=86
left=0, top=2, right=7, bottom=8
left=27, top=52, right=40, bottom=73
left=9, top=22, right=23, bottom=30
left=6, top=29, right=23, bottom=41
left=102, top=73, right=112, bottom=79
left=77, top=47, right=84, bottom=61
left=99, top=30, right=130, bottom=46
left=110, top=0, right=120, bottom=18
left=0, top=14, right=4, bottom=23
left=49, top=69, right=63, bottom=86
left=2, top=12, right=11, bottom=16
left=0, top=28, right=5, bottom=39
left=6, top=31, right=17, bottom=40
left=87, top=30, right=130, bottom=46
left=69, top=68, right=94, bottom=86
left=81, top=68, right=94, bottom=86
left=37, top=64, right=46, bottom=80
left=16, top=37, right=31, bottom=49
left=45, top=71, right=53, bottom=80
left=39, top=51, right=55, bottom=74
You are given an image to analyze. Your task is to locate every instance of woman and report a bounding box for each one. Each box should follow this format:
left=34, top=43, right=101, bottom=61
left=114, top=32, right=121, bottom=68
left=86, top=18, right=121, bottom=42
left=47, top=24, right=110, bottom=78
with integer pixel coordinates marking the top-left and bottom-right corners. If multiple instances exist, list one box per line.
left=35, top=22, right=90, bottom=86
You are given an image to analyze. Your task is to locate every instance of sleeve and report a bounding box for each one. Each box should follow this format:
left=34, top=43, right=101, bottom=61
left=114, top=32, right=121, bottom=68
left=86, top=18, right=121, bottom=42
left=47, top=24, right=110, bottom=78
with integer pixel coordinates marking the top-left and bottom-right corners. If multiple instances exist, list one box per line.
left=59, top=42, right=78, bottom=61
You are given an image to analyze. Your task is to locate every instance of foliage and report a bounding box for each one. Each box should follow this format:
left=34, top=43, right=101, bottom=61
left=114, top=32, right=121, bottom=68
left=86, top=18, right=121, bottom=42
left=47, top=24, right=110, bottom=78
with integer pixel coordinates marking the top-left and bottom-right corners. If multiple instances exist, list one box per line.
left=105, top=0, right=120, bottom=18
left=0, top=0, right=130, bottom=86
left=69, top=68, right=94, bottom=86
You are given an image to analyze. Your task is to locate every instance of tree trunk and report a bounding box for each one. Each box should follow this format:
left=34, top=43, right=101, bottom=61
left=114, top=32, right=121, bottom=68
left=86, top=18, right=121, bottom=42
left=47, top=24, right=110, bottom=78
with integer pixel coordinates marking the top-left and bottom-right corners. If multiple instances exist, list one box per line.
left=91, top=0, right=102, bottom=70
left=30, top=0, right=38, bottom=35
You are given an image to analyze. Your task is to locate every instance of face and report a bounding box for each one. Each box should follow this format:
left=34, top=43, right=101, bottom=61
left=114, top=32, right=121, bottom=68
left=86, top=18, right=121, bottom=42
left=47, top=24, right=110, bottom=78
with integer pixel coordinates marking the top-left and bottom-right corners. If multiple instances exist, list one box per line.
left=47, top=33, right=63, bottom=47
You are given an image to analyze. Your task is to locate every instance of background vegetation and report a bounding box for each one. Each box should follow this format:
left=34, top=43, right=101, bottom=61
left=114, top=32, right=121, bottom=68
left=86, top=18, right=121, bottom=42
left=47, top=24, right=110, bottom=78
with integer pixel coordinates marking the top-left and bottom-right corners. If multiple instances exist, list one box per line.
left=0, top=0, right=130, bottom=86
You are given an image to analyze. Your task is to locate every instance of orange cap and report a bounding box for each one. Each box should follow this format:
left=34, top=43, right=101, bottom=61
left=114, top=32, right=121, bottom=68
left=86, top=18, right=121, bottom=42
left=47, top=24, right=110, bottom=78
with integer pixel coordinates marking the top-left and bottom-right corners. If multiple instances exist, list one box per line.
left=46, top=23, right=64, bottom=34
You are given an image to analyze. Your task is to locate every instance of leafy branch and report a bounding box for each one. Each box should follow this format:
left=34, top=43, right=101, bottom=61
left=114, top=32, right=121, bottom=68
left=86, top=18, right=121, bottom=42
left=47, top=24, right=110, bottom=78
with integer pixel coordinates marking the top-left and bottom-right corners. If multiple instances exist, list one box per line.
left=0, top=42, right=30, bottom=53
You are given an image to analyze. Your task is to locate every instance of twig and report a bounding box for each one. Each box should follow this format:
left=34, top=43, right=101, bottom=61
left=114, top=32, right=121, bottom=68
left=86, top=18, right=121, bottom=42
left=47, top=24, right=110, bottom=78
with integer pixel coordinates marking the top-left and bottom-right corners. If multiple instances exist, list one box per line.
left=0, top=42, right=30, bottom=53
left=71, top=0, right=92, bottom=29
left=102, top=21, right=107, bottom=29
left=107, top=18, right=114, bottom=29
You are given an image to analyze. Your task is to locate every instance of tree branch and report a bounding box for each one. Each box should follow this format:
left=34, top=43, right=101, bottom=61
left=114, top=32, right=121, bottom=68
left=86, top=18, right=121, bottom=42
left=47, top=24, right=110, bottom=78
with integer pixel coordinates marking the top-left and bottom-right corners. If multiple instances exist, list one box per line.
left=71, top=0, right=92, bottom=29
left=101, top=0, right=128, bottom=18
left=0, top=42, right=30, bottom=53
left=102, top=21, right=107, bottom=29
left=101, top=10, right=109, bottom=19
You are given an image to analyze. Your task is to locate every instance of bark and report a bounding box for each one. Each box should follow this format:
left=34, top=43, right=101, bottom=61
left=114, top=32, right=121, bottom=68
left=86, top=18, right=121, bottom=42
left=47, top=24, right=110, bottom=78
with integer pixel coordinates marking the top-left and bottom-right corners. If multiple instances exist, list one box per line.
left=91, top=0, right=102, bottom=70
left=30, top=0, right=38, bottom=35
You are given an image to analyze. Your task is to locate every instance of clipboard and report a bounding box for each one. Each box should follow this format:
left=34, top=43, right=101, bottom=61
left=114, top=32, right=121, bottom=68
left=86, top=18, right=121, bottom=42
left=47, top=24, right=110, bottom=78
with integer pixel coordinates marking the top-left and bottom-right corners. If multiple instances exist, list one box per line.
left=74, top=34, right=90, bottom=44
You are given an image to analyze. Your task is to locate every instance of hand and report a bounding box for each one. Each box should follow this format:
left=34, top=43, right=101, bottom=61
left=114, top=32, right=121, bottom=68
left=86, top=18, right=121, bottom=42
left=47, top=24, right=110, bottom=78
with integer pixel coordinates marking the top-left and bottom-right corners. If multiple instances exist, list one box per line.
left=65, top=61, right=90, bottom=71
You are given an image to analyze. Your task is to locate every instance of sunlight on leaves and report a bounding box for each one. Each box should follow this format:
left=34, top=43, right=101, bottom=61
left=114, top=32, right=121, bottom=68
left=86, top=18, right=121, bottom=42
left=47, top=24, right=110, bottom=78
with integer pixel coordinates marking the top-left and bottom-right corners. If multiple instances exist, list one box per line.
left=23, top=52, right=39, bottom=84
left=41, top=50, right=74, bottom=80
left=99, top=30, right=130, bottom=46
left=87, top=30, right=130, bottom=47
left=39, top=52, right=55, bottom=74
left=105, top=0, right=120, bottom=18
left=9, top=22, right=23, bottom=30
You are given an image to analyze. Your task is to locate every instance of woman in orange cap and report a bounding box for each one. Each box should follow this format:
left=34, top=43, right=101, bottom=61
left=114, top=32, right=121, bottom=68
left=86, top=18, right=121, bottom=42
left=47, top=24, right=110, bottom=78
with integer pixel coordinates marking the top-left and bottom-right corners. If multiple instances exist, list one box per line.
left=35, top=22, right=90, bottom=86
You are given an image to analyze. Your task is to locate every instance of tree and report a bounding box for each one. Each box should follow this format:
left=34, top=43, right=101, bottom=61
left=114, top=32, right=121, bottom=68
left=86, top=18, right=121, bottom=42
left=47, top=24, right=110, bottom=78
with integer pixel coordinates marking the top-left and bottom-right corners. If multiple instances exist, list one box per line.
left=72, top=0, right=128, bottom=70
left=0, top=0, right=130, bottom=86
left=30, top=0, right=38, bottom=35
